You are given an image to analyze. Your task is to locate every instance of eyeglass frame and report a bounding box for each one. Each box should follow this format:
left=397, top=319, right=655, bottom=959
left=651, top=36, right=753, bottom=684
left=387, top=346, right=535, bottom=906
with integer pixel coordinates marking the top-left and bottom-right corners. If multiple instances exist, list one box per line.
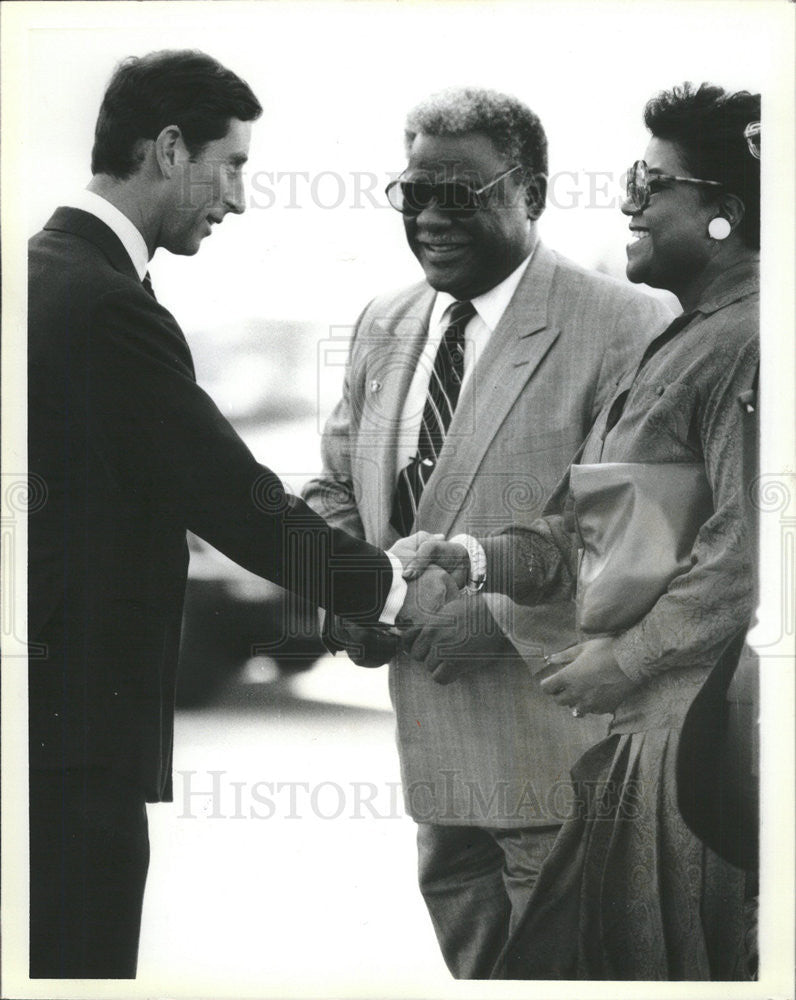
left=384, top=164, right=525, bottom=218
left=744, top=121, right=761, bottom=160
left=624, top=159, right=723, bottom=212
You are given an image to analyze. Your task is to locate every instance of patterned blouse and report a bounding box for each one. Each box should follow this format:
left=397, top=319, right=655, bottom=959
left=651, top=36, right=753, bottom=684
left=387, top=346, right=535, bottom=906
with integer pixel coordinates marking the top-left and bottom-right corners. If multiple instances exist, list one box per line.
left=485, top=258, right=760, bottom=731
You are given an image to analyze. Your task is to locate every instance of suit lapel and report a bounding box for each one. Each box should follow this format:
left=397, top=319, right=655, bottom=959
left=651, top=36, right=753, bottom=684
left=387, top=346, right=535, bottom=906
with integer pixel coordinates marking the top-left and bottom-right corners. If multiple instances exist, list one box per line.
left=417, top=243, right=561, bottom=535
left=44, top=207, right=141, bottom=282
left=355, top=286, right=435, bottom=544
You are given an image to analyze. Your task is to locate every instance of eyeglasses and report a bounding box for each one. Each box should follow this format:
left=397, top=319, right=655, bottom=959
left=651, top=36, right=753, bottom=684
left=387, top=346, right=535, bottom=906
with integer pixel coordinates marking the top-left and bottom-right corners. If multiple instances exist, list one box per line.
left=625, top=159, right=723, bottom=212
left=385, top=164, right=523, bottom=219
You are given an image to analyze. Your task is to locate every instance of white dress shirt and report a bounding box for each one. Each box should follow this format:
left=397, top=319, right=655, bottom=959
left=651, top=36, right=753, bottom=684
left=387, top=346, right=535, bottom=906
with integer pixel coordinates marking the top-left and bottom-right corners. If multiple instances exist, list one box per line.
left=66, top=189, right=150, bottom=280
left=395, top=251, right=534, bottom=469
left=392, top=250, right=535, bottom=588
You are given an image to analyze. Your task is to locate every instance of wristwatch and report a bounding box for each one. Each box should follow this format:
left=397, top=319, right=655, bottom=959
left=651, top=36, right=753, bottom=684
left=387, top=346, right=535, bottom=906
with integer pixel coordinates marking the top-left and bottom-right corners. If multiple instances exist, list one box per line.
left=449, top=533, right=487, bottom=595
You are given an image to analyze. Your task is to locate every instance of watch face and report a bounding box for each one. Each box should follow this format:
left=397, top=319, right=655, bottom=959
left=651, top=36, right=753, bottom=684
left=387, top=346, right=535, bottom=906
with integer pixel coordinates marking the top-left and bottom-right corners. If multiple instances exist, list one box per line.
left=463, top=571, right=486, bottom=596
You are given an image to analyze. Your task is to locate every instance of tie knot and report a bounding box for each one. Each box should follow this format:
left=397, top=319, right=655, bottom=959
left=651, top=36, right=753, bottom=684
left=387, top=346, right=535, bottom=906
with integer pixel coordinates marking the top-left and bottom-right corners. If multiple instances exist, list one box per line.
left=446, top=300, right=477, bottom=330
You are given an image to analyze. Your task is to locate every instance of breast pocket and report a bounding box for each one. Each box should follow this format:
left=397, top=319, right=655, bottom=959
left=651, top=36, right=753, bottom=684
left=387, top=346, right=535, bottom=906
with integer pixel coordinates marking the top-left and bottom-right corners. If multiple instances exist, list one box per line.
left=634, top=380, right=699, bottom=459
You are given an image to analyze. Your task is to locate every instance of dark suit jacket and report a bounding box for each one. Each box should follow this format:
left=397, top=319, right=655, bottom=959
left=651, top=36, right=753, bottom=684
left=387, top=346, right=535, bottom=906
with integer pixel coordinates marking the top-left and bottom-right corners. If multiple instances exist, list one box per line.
left=28, top=208, right=393, bottom=800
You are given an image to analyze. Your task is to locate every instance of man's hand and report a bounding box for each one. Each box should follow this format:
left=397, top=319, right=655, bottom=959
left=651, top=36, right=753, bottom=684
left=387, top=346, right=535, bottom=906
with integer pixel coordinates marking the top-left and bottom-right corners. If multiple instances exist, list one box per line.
left=402, top=593, right=515, bottom=685
left=400, top=538, right=471, bottom=588
left=397, top=565, right=460, bottom=627
left=539, top=636, right=638, bottom=716
left=331, top=618, right=399, bottom=668
left=388, top=531, right=444, bottom=573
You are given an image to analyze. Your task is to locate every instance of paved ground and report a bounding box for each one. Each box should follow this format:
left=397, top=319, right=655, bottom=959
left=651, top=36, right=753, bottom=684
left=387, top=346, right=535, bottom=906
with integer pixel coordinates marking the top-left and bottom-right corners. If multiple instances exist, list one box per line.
left=136, top=656, right=451, bottom=997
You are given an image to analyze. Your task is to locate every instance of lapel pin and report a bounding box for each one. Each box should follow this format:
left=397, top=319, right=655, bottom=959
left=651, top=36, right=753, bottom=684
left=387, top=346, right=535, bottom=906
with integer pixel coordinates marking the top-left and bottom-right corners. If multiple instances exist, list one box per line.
left=369, top=379, right=382, bottom=393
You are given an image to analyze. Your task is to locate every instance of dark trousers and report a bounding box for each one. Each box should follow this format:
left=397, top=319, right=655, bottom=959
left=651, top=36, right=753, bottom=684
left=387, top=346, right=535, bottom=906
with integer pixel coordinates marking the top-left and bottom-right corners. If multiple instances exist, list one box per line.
left=417, top=822, right=560, bottom=979
left=29, top=768, right=150, bottom=978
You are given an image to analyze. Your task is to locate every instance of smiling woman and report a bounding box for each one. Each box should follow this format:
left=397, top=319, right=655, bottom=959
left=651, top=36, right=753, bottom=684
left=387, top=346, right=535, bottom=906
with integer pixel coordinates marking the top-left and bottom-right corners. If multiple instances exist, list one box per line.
left=622, top=83, right=760, bottom=309
left=623, top=137, right=724, bottom=298
left=466, top=82, right=764, bottom=981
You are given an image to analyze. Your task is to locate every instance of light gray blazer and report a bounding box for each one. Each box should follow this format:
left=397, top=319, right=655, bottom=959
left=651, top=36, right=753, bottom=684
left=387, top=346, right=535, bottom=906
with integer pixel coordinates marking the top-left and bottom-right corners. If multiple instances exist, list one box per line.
left=303, top=241, right=673, bottom=826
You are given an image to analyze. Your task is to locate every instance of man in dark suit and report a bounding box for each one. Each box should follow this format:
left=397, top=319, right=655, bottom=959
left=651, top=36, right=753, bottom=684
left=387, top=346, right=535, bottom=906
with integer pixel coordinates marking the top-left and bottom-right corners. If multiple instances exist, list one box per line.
left=27, top=49, right=449, bottom=979
left=302, top=87, right=673, bottom=978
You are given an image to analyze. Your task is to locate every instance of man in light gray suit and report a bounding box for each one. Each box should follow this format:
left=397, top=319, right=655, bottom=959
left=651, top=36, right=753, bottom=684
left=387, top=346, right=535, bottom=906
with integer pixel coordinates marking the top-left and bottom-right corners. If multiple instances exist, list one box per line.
left=302, top=87, right=673, bottom=978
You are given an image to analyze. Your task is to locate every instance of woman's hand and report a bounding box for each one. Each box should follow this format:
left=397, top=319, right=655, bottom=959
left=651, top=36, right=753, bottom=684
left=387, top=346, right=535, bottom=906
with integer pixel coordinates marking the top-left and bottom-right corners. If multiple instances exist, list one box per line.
left=539, top=636, right=638, bottom=716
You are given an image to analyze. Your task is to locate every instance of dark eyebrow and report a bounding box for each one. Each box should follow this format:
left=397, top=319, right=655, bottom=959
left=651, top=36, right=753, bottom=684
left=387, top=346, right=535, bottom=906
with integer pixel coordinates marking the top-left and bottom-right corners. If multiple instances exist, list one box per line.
left=229, top=153, right=248, bottom=167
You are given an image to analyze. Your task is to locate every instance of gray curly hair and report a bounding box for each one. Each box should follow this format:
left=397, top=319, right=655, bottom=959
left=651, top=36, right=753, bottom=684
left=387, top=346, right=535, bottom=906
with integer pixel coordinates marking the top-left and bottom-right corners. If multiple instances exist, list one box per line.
left=404, top=87, right=548, bottom=181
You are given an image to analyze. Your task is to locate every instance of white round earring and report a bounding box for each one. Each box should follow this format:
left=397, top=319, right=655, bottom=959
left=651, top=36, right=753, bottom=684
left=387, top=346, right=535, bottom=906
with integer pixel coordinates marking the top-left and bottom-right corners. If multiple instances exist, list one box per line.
left=708, top=217, right=731, bottom=240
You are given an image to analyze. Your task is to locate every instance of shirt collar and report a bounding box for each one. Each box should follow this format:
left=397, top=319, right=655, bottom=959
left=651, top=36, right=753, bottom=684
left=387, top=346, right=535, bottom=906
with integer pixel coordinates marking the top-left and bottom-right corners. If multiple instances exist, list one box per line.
left=434, top=247, right=535, bottom=332
left=694, top=256, right=760, bottom=316
left=66, top=190, right=150, bottom=281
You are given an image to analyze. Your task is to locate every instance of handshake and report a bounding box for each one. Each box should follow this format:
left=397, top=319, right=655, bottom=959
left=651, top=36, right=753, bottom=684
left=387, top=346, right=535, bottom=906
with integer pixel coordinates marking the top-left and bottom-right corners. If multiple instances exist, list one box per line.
left=330, top=531, right=514, bottom=684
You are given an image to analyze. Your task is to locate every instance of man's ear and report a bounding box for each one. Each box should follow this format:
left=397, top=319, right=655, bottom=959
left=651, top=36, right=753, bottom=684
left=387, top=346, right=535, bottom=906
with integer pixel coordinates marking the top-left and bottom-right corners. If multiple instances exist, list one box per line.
left=154, top=125, right=183, bottom=179
left=524, top=173, right=547, bottom=221
left=719, top=192, right=746, bottom=234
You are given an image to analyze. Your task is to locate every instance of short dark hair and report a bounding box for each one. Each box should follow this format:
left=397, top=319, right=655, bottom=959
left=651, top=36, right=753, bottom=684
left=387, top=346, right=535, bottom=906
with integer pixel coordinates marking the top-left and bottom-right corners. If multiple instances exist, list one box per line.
left=91, top=49, right=262, bottom=179
left=643, top=82, right=760, bottom=249
left=404, top=87, right=548, bottom=217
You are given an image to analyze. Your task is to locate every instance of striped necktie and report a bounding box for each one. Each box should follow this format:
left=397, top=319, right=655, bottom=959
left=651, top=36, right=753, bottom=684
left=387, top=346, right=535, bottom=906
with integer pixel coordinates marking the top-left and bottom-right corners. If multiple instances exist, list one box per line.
left=390, top=299, right=477, bottom=535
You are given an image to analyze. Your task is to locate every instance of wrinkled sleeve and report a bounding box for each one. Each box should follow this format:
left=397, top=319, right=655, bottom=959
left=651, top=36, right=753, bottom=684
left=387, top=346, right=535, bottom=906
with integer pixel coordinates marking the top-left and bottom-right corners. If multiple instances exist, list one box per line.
left=481, top=507, right=579, bottom=607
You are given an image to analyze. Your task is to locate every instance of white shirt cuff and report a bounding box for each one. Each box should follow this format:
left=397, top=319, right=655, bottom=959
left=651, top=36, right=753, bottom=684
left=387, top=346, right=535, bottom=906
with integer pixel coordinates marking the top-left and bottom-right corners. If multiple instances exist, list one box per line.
left=317, top=553, right=404, bottom=628
left=379, top=550, right=408, bottom=625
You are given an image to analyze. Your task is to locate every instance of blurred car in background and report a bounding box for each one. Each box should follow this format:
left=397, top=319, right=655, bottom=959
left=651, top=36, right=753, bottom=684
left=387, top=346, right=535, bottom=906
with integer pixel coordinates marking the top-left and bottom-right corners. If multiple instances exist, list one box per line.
left=176, top=317, right=337, bottom=706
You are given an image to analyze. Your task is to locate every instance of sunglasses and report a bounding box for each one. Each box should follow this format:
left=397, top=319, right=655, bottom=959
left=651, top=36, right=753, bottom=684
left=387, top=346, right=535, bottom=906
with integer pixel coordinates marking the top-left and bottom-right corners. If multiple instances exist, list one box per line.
left=625, top=159, right=723, bottom=212
left=385, top=164, right=523, bottom=219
